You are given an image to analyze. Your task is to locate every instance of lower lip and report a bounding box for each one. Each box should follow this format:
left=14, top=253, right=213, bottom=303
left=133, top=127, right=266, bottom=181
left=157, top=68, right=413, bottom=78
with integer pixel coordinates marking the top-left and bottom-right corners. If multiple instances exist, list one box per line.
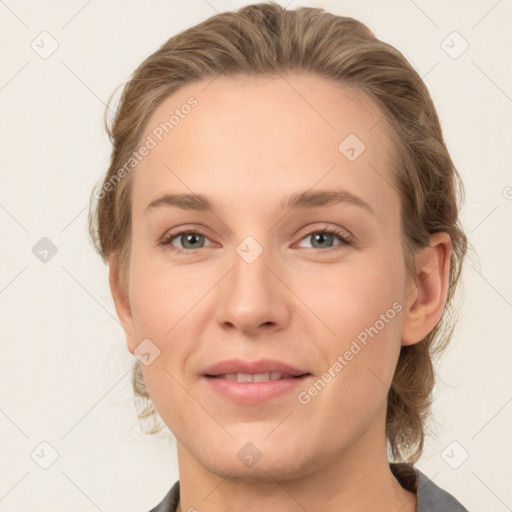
left=203, top=375, right=310, bottom=404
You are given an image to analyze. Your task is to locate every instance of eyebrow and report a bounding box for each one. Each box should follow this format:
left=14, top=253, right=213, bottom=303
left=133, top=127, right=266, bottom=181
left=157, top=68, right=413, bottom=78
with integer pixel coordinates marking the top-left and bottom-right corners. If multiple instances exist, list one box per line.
left=145, top=188, right=374, bottom=215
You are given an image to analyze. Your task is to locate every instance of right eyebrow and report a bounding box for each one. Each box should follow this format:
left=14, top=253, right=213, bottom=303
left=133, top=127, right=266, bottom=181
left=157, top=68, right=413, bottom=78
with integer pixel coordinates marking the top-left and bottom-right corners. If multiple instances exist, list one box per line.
left=145, top=193, right=210, bottom=212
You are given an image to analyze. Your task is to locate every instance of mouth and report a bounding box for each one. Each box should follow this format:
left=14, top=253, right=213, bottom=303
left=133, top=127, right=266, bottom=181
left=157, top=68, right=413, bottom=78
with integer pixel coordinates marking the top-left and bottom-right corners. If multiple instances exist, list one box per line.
left=205, top=372, right=310, bottom=382
left=202, top=371, right=312, bottom=404
left=200, top=358, right=312, bottom=404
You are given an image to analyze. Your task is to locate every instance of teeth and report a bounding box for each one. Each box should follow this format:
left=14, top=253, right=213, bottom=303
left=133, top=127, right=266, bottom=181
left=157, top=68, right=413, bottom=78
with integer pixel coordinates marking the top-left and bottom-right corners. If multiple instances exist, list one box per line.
left=252, top=373, right=271, bottom=382
left=237, top=373, right=254, bottom=382
left=220, top=372, right=295, bottom=382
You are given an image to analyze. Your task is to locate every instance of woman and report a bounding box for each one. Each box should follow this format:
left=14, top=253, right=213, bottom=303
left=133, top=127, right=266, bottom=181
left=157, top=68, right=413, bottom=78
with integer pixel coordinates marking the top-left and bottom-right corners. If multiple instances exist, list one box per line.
left=89, top=3, right=468, bottom=511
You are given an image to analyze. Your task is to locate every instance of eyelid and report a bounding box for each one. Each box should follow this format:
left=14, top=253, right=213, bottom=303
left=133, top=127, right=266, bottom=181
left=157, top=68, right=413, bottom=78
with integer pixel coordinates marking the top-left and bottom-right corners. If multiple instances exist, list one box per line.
left=297, top=223, right=354, bottom=246
left=159, top=223, right=354, bottom=253
left=158, top=226, right=215, bottom=253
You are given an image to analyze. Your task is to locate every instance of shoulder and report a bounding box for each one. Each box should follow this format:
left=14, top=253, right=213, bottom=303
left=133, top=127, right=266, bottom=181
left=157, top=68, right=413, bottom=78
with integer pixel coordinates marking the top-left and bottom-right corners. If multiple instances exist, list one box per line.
left=391, top=463, right=468, bottom=511
left=148, top=468, right=469, bottom=512
left=416, top=469, right=468, bottom=511
left=146, top=480, right=180, bottom=512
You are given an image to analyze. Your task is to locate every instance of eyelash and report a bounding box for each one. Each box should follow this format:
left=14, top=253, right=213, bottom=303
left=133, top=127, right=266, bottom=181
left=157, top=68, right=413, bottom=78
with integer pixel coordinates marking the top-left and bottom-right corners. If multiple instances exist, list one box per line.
left=158, top=224, right=353, bottom=255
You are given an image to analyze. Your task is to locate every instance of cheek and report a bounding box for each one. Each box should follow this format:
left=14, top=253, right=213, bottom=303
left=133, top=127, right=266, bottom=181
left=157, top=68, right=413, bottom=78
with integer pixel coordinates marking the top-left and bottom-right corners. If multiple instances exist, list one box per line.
left=294, top=255, right=405, bottom=410
left=297, top=251, right=405, bottom=344
left=127, top=248, right=199, bottom=338
left=128, top=254, right=198, bottom=426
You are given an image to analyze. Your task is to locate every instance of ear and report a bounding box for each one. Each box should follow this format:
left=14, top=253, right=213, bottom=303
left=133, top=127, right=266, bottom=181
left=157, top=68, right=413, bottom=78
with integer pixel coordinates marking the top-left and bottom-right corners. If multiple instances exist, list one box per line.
left=108, top=253, right=137, bottom=354
left=401, top=232, right=452, bottom=346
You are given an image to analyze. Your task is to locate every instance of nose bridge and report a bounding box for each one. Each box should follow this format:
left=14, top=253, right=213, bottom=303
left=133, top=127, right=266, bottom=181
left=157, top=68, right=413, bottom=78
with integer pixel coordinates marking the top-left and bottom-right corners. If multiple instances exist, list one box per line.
left=231, top=234, right=276, bottom=308
left=215, top=233, right=289, bottom=332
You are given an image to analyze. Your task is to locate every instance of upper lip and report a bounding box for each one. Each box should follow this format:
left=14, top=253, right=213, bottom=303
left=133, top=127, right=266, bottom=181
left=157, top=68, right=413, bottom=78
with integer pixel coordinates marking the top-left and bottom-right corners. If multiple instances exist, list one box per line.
left=202, top=358, right=310, bottom=377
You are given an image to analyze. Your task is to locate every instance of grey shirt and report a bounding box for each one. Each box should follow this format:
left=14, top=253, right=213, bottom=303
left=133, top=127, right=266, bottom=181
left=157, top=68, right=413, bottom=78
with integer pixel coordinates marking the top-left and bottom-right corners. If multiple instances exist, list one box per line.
left=148, top=463, right=468, bottom=511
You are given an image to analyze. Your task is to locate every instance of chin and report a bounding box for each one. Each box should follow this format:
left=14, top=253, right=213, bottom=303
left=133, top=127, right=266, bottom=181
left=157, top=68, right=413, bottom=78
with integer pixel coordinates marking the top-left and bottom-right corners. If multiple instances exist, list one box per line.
left=203, top=451, right=309, bottom=483
left=192, top=432, right=317, bottom=483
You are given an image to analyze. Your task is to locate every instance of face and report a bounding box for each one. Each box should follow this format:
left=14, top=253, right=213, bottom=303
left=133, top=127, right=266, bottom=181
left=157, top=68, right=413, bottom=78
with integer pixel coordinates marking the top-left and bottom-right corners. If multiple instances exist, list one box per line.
left=118, top=74, right=415, bottom=480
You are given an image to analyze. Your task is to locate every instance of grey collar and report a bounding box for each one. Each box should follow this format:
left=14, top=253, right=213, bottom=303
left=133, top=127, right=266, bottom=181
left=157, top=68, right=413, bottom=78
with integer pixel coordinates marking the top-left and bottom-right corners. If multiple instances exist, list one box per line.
left=148, top=463, right=468, bottom=511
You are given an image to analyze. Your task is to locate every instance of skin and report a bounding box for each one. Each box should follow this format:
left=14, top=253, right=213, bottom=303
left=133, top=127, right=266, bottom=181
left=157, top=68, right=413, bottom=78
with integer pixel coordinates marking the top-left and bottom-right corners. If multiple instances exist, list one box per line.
left=109, top=73, right=451, bottom=512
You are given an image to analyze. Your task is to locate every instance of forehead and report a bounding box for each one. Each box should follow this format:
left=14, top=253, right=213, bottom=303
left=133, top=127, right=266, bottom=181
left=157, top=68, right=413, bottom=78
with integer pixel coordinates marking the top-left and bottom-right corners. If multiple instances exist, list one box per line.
left=131, top=73, right=398, bottom=218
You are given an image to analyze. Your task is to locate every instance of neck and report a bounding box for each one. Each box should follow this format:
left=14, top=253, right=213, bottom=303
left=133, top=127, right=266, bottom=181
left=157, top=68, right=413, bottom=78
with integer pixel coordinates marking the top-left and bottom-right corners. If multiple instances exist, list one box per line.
left=174, top=415, right=416, bottom=512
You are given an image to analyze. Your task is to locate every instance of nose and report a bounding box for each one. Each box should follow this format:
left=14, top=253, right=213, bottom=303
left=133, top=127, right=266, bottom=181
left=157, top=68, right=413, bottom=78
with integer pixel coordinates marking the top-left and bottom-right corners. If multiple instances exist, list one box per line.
left=214, top=242, right=291, bottom=337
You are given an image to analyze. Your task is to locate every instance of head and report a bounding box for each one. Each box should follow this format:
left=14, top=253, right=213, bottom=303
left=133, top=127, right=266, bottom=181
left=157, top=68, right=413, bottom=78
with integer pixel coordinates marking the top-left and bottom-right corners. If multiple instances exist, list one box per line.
left=89, top=2, right=467, bottom=469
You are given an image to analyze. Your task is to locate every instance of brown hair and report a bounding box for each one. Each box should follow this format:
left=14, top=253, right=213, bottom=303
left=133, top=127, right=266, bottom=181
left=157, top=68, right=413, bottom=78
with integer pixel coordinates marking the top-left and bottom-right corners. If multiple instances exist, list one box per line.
left=88, top=2, right=467, bottom=462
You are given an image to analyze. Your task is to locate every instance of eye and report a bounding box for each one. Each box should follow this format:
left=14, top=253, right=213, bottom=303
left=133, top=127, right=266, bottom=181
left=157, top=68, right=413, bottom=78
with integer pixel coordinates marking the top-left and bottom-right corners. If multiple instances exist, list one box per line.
left=297, top=224, right=353, bottom=250
left=159, top=229, right=214, bottom=254
left=158, top=224, right=353, bottom=255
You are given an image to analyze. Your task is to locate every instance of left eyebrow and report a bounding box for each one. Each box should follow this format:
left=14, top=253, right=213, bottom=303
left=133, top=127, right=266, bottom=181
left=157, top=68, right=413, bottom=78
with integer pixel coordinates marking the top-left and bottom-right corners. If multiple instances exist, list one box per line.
left=144, top=188, right=374, bottom=215
left=282, top=188, right=374, bottom=214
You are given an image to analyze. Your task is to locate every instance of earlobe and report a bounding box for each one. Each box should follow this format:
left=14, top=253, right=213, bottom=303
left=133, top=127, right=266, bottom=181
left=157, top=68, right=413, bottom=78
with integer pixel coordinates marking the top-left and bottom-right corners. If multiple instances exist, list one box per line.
left=108, top=253, right=137, bottom=353
left=401, top=232, right=452, bottom=346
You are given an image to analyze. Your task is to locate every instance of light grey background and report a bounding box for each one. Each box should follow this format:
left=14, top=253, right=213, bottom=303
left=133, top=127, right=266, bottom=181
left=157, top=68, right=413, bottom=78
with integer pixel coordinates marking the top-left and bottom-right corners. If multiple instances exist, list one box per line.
left=1, top=1, right=511, bottom=511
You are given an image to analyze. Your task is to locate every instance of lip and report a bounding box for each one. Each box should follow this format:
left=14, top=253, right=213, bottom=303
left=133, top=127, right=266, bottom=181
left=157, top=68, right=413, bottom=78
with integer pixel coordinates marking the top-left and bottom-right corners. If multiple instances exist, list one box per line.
left=201, top=358, right=311, bottom=405
left=203, top=374, right=311, bottom=404
left=201, top=358, right=309, bottom=377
